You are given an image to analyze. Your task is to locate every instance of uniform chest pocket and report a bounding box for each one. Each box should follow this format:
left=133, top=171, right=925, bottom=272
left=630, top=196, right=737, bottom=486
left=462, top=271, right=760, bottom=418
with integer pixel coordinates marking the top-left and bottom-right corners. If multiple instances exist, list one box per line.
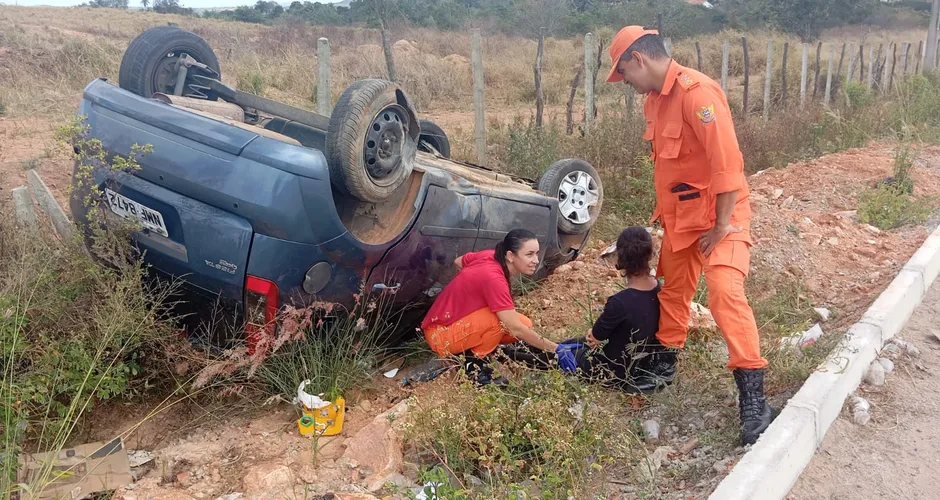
left=658, top=122, right=683, bottom=159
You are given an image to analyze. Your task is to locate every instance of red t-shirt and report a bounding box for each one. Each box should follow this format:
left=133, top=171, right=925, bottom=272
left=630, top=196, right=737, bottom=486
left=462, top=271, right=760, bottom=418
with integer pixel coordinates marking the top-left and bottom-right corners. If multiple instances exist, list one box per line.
left=420, top=249, right=515, bottom=329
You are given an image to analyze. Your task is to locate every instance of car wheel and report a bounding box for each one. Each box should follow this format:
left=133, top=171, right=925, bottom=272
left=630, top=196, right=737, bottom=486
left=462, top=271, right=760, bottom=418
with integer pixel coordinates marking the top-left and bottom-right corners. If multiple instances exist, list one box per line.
left=119, top=26, right=221, bottom=100
left=417, top=119, right=451, bottom=158
left=326, top=79, right=420, bottom=203
left=538, top=158, right=603, bottom=235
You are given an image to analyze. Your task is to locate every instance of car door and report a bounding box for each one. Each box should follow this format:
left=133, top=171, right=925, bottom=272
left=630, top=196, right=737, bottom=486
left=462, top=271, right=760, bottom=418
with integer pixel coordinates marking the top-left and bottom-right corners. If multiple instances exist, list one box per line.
left=365, top=185, right=482, bottom=304
left=474, top=195, right=553, bottom=259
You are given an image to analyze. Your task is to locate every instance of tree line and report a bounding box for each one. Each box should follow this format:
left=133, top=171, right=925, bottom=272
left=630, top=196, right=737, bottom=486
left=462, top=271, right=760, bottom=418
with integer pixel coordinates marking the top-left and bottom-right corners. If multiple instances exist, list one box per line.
left=84, top=0, right=935, bottom=42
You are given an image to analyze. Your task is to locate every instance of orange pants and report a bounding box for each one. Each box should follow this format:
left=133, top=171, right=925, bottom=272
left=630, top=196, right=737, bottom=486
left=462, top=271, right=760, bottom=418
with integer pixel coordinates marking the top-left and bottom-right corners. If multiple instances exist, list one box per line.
left=656, top=234, right=768, bottom=370
left=423, top=307, right=532, bottom=357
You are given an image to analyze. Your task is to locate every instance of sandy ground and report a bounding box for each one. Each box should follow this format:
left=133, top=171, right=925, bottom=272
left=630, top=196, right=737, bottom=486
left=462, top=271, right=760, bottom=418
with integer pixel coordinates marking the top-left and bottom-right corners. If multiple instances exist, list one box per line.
left=787, top=280, right=940, bottom=500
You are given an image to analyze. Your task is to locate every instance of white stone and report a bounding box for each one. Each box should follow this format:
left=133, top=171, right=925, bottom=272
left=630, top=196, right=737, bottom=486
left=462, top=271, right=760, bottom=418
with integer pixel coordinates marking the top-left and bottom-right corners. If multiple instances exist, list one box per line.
left=865, top=361, right=886, bottom=386
left=853, top=410, right=871, bottom=426
left=877, top=357, right=895, bottom=373
left=850, top=395, right=870, bottom=413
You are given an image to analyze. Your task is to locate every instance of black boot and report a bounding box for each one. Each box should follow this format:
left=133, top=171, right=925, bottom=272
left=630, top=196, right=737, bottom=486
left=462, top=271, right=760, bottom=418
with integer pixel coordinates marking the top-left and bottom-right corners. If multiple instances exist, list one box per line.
left=462, top=353, right=508, bottom=387
left=733, top=368, right=775, bottom=446
left=624, top=347, right=678, bottom=394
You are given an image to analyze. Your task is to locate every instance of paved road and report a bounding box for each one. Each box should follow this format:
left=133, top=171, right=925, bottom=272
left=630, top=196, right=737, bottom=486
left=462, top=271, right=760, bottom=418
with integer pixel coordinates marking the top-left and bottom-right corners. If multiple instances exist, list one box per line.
left=787, top=279, right=940, bottom=500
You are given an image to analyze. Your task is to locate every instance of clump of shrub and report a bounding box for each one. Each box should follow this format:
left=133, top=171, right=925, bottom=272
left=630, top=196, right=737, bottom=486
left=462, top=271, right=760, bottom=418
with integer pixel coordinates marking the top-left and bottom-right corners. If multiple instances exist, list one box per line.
left=858, top=134, right=933, bottom=230
left=404, top=369, right=637, bottom=499
left=2, top=120, right=178, bottom=496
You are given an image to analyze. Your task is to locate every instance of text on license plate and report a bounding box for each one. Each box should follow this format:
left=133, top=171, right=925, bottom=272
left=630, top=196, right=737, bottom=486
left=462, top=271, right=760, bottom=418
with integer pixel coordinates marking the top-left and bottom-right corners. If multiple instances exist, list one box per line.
left=105, top=188, right=169, bottom=238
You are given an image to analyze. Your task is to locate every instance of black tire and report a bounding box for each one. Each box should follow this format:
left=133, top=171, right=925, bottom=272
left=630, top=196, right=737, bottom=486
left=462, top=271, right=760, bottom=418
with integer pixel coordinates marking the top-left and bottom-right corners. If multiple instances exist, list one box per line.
left=325, top=79, right=419, bottom=203
left=417, top=119, right=451, bottom=158
left=538, top=158, right=604, bottom=235
left=119, top=26, right=221, bottom=100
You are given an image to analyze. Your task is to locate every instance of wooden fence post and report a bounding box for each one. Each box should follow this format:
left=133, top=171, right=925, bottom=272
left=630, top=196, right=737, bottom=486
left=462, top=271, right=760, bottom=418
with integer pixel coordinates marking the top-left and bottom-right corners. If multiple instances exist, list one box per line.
left=837, top=43, right=846, bottom=77
left=825, top=44, right=835, bottom=106
left=875, top=43, right=884, bottom=89
left=534, top=27, right=545, bottom=128
left=380, top=23, right=397, bottom=82
left=721, top=40, right=730, bottom=94
left=742, top=36, right=750, bottom=117
left=901, top=41, right=910, bottom=75
left=782, top=42, right=789, bottom=106
left=858, top=42, right=865, bottom=81
left=887, top=42, right=897, bottom=91
left=813, top=42, right=822, bottom=99
left=585, top=32, right=596, bottom=130
left=763, top=39, right=773, bottom=121
left=916, top=40, right=925, bottom=74
left=800, top=42, right=808, bottom=108
left=846, top=43, right=855, bottom=84
left=316, top=37, right=331, bottom=116
left=565, top=63, right=583, bottom=135
left=867, top=44, right=875, bottom=89
left=471, top=29, right=486, bottom=166
left=928, top=0, right=940, bottom=72
left=695, top=41, right=703, bottom=71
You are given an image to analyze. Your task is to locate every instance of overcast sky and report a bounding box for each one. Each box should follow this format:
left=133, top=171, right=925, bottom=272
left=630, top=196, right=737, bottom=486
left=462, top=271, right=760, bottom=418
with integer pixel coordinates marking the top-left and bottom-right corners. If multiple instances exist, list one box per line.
left=5, top=0, right=330, bottom=8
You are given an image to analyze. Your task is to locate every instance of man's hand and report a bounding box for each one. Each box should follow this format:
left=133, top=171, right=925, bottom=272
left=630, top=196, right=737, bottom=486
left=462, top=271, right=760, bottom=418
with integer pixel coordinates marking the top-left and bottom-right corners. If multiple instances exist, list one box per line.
left=585, top=329, right=601, bottom=348
left=698, top=223, right=741, bottom=257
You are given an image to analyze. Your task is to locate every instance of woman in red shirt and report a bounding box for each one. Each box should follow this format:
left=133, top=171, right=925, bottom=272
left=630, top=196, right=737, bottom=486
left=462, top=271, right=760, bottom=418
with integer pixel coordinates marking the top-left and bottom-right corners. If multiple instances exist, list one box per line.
left=421, top=229, right=574, bottom=385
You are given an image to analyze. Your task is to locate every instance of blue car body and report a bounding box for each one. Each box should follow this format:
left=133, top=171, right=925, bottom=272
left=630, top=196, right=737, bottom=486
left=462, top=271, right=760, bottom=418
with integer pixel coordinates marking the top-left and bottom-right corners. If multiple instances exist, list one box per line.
left=70, top=78, right=591, bottom=340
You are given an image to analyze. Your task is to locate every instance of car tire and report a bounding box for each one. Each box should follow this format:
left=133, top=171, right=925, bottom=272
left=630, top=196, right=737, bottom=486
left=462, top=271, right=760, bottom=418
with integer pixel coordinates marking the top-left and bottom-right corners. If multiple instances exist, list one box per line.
left=119, top=26, right=221, bottom=100
left=417, top=119, right=451, bottom=158
left=325, top=79, right=419, bottom=203
left=538, top=158, right=603, bottom=235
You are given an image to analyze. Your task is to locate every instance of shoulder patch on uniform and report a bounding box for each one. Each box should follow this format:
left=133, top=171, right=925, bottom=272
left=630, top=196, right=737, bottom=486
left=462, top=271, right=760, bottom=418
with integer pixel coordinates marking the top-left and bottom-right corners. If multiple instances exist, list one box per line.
left=677, top=73, right=699, bottom=89
left=695, top=104, right=716, bottom=124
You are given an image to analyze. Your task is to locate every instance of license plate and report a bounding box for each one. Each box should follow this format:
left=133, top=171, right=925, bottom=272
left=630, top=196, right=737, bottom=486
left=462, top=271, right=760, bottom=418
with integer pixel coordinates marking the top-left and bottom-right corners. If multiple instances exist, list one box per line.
left=105, top=188, right=169, bottom=238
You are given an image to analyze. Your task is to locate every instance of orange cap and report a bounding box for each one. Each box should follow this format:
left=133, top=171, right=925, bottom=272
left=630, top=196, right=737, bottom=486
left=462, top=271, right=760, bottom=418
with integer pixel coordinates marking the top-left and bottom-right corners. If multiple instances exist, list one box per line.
left=606, top=25, right=660, bottom=83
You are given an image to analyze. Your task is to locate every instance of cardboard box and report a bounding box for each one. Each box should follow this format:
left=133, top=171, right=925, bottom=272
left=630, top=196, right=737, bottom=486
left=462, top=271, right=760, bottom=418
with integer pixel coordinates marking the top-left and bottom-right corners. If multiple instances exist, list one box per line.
left=17, top=437, right=132, bottom=499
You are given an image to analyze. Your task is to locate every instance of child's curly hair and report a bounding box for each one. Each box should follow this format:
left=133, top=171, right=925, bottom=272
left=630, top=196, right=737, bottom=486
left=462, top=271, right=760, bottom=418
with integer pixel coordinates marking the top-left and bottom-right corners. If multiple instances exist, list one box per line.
left=615, top=226, right=654, bottom=277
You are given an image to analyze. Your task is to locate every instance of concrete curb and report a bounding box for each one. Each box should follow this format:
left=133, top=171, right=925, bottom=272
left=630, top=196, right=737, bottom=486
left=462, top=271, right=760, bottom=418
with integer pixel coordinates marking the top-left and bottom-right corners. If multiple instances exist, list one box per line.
left=709, top=222, right=940, bottom=500
left=27, top=169, right=73, bottom=241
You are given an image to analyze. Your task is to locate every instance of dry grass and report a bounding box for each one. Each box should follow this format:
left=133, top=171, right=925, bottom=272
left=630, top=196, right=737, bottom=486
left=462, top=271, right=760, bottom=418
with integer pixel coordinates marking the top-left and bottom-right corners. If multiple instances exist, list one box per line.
left=0, top=6, right=931, bottom=123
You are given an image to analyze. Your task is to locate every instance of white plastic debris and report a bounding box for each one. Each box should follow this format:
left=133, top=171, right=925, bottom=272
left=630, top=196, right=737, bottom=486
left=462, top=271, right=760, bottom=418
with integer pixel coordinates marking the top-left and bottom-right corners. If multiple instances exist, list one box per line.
left=384, top=368, right=400, bottom=378
left=850, top=395, right=871, bottom=426
left=784, top=323, right=824, bottom=347
left=813, top=307, right=831, bottom=322
left=293, top=380, right=331, bottom=409
left=413, top=482, right=443, bottom=499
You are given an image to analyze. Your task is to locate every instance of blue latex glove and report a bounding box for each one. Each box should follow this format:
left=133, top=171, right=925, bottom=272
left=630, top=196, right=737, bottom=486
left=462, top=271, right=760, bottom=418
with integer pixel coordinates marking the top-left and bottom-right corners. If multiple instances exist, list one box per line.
left=555, top=344, right=579, bottom=373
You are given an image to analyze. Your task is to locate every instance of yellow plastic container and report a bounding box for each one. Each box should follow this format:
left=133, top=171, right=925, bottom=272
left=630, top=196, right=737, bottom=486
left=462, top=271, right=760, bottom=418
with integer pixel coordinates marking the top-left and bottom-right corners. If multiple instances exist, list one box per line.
left=298, top=396, right=345, bottom=437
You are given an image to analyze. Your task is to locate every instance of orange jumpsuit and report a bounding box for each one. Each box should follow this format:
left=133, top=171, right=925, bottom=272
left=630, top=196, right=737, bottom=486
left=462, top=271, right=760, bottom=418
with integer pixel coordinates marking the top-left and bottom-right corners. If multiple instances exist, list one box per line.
left=644, top=61, right=767, bottom=370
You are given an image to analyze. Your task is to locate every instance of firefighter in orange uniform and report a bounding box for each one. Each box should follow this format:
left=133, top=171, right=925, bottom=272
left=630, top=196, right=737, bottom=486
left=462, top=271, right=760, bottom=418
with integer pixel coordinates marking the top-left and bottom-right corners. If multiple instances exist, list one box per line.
left=605, top=26, right=774, bottom=445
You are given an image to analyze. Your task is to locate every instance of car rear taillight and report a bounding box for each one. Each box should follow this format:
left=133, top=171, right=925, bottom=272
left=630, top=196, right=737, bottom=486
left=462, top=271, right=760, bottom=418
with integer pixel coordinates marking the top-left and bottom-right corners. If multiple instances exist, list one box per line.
left=245, top=276, right=278, bottom=355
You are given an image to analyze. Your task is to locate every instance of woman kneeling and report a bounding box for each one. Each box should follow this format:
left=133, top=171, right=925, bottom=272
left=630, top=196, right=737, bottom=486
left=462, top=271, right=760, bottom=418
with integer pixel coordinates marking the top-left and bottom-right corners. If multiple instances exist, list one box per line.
left=420, top=229, right=570, bottom=385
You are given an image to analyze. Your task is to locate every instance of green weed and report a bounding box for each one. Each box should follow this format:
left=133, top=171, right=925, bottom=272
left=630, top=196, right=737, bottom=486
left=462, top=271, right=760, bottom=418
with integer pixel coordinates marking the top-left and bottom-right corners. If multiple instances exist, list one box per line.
left=1, top=121, right=177, bottom=498
left=858, top=184, right=932, bottom=230
left=858, top=135, right=934, bottom=231
left=256, top=299, right=400, bottom=404
left=405, top=369, right=638, bottom=499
